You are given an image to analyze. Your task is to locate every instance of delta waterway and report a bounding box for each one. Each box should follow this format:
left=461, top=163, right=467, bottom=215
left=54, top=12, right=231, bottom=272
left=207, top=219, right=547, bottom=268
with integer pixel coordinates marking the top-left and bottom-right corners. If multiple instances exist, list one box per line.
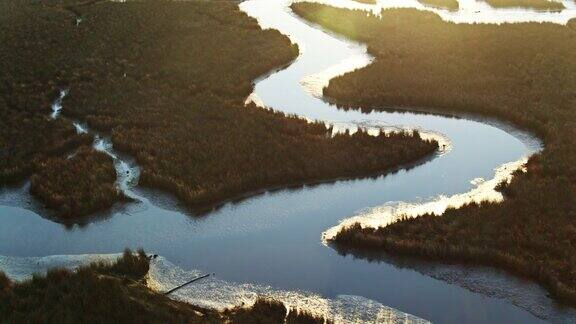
left=2, top=0, right=576, bottom=322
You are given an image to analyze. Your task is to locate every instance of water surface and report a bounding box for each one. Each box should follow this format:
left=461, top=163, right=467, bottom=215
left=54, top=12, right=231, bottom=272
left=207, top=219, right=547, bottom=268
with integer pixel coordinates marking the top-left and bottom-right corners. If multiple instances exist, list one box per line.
left=1, top=0, right=575, bottom=322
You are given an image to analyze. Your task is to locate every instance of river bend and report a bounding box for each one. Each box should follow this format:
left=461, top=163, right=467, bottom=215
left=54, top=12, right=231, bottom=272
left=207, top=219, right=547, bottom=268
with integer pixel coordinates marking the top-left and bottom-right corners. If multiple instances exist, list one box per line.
left=2, top=0, right=576, bottom=322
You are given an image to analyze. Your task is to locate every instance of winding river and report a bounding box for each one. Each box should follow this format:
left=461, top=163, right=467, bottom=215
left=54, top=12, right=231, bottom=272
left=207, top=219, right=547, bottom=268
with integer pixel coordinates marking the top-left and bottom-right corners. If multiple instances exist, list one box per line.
left=1, top=0, right=576, bottom=322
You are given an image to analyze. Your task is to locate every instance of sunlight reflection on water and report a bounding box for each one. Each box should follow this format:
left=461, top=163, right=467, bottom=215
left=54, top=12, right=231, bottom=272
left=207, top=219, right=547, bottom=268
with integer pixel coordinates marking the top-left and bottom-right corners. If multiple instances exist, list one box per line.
left=322, top=158, right=528, bottom=241
left=299, top=0, right=576, bottom=24
left=0, top=253, right=428, bottom=323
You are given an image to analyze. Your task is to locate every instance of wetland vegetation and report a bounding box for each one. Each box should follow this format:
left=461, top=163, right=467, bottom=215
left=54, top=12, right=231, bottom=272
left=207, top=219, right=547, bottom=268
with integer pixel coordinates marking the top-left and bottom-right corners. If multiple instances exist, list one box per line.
left=30, top=146, right=123, bottom=218
left=0, top=101, right=92, bottom=184
left=352, top=0, right=377, bottom=4
left=226, top=298, right=331, bottom=324
left=0, top=250, right=209, bottom=323
left=0, top=249, right=331, bottom=323
left=418, top=0, right=459, bottom=11
left=484, top=0, right=565, bottom=11
left=293, top=2, right=576, bottom=305
left=0, top=0, right=437, bottom=219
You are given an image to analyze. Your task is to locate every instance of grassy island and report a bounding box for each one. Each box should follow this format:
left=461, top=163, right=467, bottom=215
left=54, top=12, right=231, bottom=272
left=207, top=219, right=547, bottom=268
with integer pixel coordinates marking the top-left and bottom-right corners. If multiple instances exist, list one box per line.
left=485, top=0, right=565, bottom=11
left=0, top=249, right=330, bottom=323
left=418, top=0, right=459, bottom=11
left=30, top=146, right=123, bottom=218
left=292, top=3, right=576, bottom=305
left=1, top=0, right=438, bottom=218
left=0, top=102, right=92, bottom=184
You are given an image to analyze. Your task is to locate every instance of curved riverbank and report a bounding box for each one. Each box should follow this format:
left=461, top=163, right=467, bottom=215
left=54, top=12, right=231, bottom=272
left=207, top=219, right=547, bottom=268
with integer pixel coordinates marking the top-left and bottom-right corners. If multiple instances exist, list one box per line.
left=291, top=1, right=576, bottom=307
left=0, top=0, right=574, bottom=322
left=0, top=251, right=337, bottom=324
left=1, top=0, right=439, bottom=221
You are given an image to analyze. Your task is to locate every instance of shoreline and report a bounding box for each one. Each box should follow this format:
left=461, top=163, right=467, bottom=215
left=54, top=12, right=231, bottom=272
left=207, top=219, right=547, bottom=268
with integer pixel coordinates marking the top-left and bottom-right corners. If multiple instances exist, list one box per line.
left=135, top=144, right=440, bottom=216
left=329, top=231, right=576, bottom=307
left=290, top=0, right=575, bottom=311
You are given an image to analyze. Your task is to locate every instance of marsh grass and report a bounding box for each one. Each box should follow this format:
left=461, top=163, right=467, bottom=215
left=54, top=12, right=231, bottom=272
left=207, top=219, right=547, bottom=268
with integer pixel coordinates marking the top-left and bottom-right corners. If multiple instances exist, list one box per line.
left=1, top=0, right=438, bottom=220
left=293, top=2, right=576, bottom=305
left=0, top=249, right=220, bottom=323
left=353, top=0, right=377, bottom=4
left=0, top=249, right=333, bottom=323
left=418, top=0, right=459, bottom=11
left=226, top=298, right=333, bottom=324
left=30, top=146, right=123, bottom=218
left=286, top=309, right=332, bottom=324
left=485, top=0, right=565, bottom=11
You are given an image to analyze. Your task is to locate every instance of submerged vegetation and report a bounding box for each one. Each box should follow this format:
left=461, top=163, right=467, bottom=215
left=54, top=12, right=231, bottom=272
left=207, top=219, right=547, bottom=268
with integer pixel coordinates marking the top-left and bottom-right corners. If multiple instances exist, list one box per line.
left=0, top=0, right=437, bottom=218
left=292, top=3, right=576, bottom=305
left=0, top=249, right=331, bottom=323
left=30, top=146, right=123, bottom=218
left=484, top=0, right=565, bottom=11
